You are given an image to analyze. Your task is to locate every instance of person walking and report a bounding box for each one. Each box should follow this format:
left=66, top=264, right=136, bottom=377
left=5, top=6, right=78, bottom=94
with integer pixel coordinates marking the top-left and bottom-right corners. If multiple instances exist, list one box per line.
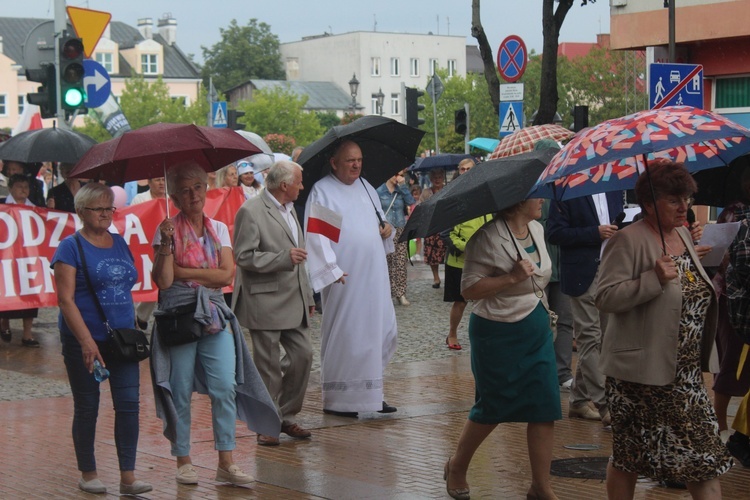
left=233, top=161, right=315, bottom=446
left=444, top=198, right=560, bottom=500
left=151, top=162, right=280, bottom=486
left=420, top=168, right=447, bottom=288
left=51, top=183, right=152, bottom=495
left=596, top=160, right=731, bottom=499
left=304, top=140, right=398, bottom=418
left=377, top=170, right=415, bottom=306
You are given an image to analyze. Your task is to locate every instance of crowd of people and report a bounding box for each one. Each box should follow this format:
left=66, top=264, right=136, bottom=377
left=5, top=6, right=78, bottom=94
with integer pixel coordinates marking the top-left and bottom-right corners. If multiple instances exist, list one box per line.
left=3, top=134, right=750, bottom=500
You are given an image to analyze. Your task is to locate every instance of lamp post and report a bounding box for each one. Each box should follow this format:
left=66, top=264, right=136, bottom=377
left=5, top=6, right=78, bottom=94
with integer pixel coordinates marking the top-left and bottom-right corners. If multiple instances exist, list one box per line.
left=348, top=73, right=359, bottom=112
left=376, top=88, right=385, bottom=116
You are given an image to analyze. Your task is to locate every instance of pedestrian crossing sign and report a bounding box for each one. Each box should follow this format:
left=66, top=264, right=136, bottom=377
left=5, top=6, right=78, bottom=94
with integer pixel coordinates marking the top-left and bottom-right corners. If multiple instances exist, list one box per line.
left=499, top=101, right=523, bottom=137
left=212, top=101, right=228, bottom=128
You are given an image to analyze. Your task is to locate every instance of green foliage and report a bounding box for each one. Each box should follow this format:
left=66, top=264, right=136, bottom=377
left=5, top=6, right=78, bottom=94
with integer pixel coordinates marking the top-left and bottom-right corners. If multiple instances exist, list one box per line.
left=201, top=19, right=284, bottom=93
left=418, top=70, right=499, bottom=154
left=264, top=134, right=296, bottom=155
left=236, top=87, right=324, bottom=147
left=522, top=46, right=647, bottom=128
left=75, top=76, right=209, bottom=140
left=340, top=113, right=364, bottom=125
left=315, top=111, right=341, bottom=131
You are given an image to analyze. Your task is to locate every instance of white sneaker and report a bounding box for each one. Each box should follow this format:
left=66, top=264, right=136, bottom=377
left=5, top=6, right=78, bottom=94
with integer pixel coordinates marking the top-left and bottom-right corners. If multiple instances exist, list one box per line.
left=559, top=379, right=573, bottom=392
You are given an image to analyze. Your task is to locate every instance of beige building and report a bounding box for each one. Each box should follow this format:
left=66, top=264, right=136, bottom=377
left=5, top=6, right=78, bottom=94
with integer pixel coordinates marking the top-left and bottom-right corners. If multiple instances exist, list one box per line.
left=280, top=31, right=467, bottom=122
left=0, top=14, right=201, bottom=130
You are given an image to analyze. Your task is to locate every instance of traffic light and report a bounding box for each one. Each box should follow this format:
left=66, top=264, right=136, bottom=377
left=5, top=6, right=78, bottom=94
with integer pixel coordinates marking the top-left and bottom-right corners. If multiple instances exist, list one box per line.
left=59, top=36, right=87, bottom=114
left=227, top=109, right=246, bottom=130
left=405, top=87, right=425, bottom=128
left=26, top=62, right=56, bottom=119
left=573, top=105, right=589, bottom=132
left=454, top=108, right=467, bottom=135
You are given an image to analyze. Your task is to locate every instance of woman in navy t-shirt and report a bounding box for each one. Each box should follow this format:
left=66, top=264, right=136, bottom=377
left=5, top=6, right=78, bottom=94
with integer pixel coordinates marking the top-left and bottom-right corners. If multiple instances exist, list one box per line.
left=52, top=183, right=152, bottom=496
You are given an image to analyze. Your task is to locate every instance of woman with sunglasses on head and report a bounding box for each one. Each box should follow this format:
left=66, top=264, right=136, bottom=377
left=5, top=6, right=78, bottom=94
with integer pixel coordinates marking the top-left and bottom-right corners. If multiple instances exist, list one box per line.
left=596, top=160, right=730, bottom=500
left=444, top=197, right=560, bottom=500
left=51, top=183, right=151, bottom=495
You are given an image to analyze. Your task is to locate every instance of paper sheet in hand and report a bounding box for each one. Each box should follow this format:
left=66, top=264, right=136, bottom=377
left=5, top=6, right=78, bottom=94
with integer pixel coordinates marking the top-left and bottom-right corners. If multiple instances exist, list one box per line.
left=698, top=222, right=741, bottom=267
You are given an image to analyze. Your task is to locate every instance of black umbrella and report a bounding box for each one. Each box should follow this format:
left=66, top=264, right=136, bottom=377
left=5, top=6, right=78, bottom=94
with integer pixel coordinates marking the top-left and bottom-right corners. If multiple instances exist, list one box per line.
left=296, top=115, right=425, bottom=204
left=407, top=153, right=474, bottom=172
left=399, top=148, right=557, bottom=242
left=0, top=124, right=97, bottom=164
left=692, top=154, right=750, bottom=207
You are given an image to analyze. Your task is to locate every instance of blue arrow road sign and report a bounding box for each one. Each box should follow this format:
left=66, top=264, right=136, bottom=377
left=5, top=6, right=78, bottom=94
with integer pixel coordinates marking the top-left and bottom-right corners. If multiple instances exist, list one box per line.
left=649, top=63, right=703, bottom=109
left=212, top=101, right=228, bottom=128
left=499, top=102, right=523, bottom=137
left=83, top=59, right=111, bottom=108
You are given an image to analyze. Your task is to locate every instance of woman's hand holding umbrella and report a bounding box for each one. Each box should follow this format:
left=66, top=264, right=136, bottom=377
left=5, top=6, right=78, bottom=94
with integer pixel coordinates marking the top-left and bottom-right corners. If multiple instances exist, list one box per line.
left=654, top=254, right=679, bottom=285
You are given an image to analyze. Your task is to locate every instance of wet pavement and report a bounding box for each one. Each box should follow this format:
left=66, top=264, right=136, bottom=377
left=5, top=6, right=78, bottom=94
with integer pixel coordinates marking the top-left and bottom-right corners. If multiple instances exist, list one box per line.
left=1, top=261, right=748, bottom=498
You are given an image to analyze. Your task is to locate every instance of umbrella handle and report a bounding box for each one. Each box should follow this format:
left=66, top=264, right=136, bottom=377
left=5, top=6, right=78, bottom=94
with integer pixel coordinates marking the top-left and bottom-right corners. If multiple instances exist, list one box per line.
left=643, top=154, right=666, bottom=255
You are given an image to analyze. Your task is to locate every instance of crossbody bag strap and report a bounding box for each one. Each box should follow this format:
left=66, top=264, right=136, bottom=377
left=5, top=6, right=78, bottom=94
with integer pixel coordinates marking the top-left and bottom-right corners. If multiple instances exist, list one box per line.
left=74, top=232, right=111, bottom=329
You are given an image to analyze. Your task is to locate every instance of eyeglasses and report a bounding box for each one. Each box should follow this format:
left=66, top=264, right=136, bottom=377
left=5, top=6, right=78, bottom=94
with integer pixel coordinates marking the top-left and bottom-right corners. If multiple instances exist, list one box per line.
left=84, top=207, right=116, bottom=214
left=665, top=197, right=694, bottom=208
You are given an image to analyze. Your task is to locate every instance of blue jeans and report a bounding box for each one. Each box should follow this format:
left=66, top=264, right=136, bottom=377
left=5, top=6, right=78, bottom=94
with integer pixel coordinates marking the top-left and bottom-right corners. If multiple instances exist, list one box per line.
left=61, top=334, right=140, bottom=472
left=169, top=329, right=237, bottom=456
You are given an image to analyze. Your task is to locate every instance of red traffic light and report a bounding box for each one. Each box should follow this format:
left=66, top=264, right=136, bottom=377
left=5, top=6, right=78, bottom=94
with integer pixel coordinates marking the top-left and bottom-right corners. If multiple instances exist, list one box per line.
left=61, top=38, right=83, bottom=60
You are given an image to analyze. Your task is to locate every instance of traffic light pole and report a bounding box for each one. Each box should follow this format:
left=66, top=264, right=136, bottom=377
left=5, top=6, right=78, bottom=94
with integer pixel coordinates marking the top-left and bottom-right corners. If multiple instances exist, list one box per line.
left=463, top=103, right=470, bottom=154
left=54, top=0, right=70, bottom=129
left=430, top=85, right=439, bottom=154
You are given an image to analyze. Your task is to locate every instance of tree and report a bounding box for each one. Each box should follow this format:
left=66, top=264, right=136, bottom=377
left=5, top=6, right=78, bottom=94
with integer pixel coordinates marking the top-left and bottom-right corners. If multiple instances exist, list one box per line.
left=417, top=70, right=499, bottom=154
left=315, top=111, right=341, bottom=131
left=236, top=87, right=324, bottom=146
left=470, top=0, right=596, bottom=124
left=264, top=134, right=296, bottom=155
left=201, top=19, right=284, bottom=93
left=76, top=76, right=208, bottom=141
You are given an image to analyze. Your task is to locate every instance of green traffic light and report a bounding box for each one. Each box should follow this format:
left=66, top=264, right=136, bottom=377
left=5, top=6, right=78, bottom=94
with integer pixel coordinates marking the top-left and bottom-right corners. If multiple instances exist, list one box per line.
left=63, top=88, right=85, bottom=107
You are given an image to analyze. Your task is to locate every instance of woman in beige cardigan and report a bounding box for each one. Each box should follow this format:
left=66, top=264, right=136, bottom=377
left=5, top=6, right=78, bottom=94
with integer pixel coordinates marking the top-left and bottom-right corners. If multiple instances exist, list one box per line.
left=596, top=160, right=731, bottom=500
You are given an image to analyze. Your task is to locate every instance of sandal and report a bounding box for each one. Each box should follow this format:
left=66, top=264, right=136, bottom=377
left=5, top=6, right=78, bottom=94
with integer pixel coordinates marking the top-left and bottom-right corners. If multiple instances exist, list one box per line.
left=446, top=336, right=462, bottom=351
left=0, top=329, right=11, bottom=343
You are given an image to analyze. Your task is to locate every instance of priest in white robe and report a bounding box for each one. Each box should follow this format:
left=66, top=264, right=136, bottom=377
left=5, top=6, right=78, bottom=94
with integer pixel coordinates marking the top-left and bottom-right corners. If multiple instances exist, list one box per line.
left=304, top=140, right=398, bottom=417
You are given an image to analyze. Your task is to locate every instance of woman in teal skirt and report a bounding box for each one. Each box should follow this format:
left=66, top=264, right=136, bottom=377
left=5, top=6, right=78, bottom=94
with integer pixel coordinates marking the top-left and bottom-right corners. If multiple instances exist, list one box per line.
left=443, top=198, right=561, bottom=500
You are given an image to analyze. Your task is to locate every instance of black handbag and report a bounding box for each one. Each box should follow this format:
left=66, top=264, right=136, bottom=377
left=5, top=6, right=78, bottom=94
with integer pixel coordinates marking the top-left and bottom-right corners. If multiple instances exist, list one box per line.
left=154, top=302, right=203, bottom=347
left=74, top=233, right=151, bottom=362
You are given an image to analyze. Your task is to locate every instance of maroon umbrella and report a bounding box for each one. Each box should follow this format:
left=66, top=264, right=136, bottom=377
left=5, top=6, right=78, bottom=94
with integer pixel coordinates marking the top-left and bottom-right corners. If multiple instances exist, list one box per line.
left=69, top=122, right=262, bottom=185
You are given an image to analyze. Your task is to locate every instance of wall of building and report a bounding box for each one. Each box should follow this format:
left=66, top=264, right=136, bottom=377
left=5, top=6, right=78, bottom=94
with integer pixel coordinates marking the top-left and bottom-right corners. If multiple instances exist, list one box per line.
left=281, top=31, right=466, bottom=120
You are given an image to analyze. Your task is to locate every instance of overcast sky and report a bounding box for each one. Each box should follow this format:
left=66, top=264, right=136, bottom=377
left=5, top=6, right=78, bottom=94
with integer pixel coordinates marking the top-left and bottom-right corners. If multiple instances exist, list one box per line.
left=6, top=0, right=612, bottom=63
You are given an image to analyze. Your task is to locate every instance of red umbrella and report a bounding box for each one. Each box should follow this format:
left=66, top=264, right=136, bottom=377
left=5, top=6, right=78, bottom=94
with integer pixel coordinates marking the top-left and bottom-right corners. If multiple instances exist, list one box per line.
left=69, top=122, right=262, bottom=185
left=488, top=124, right=574, bottom=159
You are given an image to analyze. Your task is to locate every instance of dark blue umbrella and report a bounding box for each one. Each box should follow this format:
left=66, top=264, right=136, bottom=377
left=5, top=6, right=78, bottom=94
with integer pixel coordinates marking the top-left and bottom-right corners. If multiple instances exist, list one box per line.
left=408, top=153, right=474, bottom=172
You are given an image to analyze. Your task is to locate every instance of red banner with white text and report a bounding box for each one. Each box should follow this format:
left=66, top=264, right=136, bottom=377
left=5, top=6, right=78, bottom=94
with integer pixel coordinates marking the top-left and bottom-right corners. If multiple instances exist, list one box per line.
left=0, top=187, right=246, bottom=311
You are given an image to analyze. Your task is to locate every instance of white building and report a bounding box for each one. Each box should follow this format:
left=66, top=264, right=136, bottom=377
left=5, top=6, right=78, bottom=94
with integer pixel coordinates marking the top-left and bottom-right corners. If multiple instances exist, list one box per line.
left=280, top=31, right=467, bottom=122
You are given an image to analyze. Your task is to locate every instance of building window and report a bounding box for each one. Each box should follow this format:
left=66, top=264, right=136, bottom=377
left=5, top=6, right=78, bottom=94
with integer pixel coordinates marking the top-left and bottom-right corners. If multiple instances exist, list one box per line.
left=448, top=59, right=457, bottom=77
left=141, top=54, right=158, bottom=75
left=171, top=96, right=188, bottom=107
left=390, top=57, right=400, bottom=77
left=715, top=76, right=750, bottom=109
left=95, top=52, right=114, bottom=73
left=410, top=58, right=419, bottom=77
left=429, top=58, right=439, bottom=76
left=371, top=94, right=380, bottom=114
left=391, top=93, right=399, bottom=115
left=371, top=57, right=381, bottom=77
left=0, top=95, right=6, bottom=116
left=18, top=95, right=25, bottom=114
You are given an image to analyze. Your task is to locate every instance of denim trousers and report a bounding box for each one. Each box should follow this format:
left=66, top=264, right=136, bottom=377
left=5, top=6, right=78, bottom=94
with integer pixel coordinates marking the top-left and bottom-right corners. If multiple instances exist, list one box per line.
left=169, top=329, right=237, bottom=456
left=61, top=334, right=140, bottom=472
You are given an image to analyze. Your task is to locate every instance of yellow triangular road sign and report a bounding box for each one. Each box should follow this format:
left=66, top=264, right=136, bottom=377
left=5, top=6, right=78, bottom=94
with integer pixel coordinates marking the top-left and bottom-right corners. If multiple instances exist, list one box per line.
left=67, top=6, right=112, bottom=59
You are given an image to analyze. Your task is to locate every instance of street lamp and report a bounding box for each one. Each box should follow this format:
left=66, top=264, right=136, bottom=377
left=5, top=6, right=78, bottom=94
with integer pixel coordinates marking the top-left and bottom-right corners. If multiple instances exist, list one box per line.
left=348, top=73, right=359, bottom=111
left=375, top=88, right=385, bottom=116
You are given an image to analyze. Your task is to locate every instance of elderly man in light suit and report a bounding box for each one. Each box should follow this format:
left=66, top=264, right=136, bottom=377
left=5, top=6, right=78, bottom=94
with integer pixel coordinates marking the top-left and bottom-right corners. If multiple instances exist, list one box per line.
left=232, top=161, right=314, bottom=446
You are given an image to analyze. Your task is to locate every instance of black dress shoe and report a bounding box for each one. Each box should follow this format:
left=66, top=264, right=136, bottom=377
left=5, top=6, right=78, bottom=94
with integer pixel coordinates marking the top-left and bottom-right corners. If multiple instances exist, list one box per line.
left=378, top=401, right=397, bottom=413
left=0, top=329, right=11, bottom=343
left=323, top=409, right=358, bottom=418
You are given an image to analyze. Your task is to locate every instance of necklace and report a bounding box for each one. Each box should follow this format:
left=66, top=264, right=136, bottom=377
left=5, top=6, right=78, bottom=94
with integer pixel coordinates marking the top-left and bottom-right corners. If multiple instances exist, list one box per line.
left=644, top=219, right=696, bottom=282
left=509, top=224, right=529, bottom=239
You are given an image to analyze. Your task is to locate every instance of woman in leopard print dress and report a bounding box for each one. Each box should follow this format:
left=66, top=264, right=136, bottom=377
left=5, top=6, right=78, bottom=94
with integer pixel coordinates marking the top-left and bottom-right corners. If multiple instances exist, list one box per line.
left=596, top=161, right=732, bottom=499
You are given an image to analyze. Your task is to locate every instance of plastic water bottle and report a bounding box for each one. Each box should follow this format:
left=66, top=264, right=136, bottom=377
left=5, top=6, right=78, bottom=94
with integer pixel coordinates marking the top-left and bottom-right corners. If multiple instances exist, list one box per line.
left=93, top=359, right=110, bottom=382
